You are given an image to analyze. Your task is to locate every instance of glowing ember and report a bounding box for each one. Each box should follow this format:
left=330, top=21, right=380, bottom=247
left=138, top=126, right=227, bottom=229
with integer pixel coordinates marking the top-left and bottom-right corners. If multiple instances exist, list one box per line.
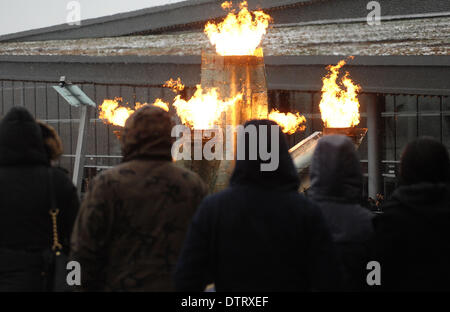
left=173, top=84, right=242, bottom=130
left=319, top=59, right=361, bottom=128
left=268, top=109, right=306, bottom=135
left=204, top=1, right=272, bottom=56
left=99, top=98, right=170, bottom=127
left=164, top=77, right=185, bottom=93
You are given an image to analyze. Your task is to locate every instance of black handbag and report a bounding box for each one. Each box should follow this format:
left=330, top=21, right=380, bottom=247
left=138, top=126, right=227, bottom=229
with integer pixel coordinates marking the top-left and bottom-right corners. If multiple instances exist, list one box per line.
left=42, top=168, right=71, bottom=292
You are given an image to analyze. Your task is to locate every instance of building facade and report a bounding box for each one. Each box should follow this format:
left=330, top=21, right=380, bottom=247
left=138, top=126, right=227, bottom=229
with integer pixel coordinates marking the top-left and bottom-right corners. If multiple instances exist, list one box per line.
left=0, top=0, right=449, bottom=200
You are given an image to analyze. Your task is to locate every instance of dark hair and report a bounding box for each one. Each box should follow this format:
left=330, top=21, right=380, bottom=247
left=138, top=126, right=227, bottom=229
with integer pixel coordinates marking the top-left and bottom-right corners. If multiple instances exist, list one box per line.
left=400, top=137, right=450, bottom=185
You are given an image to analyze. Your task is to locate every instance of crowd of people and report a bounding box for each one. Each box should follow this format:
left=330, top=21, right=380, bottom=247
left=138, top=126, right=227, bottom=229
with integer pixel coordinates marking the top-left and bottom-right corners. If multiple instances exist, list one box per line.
left=0, top=105, right=449, bottom=292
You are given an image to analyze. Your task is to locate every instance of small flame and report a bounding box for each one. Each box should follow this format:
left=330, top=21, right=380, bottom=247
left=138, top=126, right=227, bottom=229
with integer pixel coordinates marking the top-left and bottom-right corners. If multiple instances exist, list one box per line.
left=173, top=84, right=242, bottom=130
left=99, top=98, right=134, bottom=127
left=164, top=78, right=185, bottom=93
left=99, top=98, right=170, bottom=127
left=151, top=99, right=170, bottom=112
left=135, top=100, right=170, bottom=112
left=319, top=59, right=361, bottom=128
left=204, top=1, right=272, bottom=56
left=221, top=1, right=232, bottom=9
left=268, top=109, right=306, bottom=135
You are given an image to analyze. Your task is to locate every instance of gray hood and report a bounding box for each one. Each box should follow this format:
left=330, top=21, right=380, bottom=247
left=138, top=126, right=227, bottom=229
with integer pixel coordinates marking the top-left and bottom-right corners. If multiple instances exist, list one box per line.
left=309, top=135, right=363, bottom=204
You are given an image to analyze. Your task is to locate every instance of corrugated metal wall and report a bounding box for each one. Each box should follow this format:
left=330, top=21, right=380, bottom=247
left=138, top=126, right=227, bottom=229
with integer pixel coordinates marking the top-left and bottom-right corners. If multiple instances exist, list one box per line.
left=0, top=81, right=183, bottom=176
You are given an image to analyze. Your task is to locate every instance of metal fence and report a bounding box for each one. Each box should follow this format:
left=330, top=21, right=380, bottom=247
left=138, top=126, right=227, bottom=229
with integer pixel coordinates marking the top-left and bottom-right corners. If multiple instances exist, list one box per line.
left=1, top=79, right=449, bottom=198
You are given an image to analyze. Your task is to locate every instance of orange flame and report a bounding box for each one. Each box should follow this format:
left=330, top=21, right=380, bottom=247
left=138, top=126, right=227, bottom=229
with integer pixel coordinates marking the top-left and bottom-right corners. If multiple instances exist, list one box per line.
left=268, top=109, right=306, bottom=135
left=151, top=99, right=170, bottom=112
left=173, top=84, right=242, bottom=130
left=204, top=1, right=272, bottom=56
left=221, top=1, right=232, bottom=9
left=99, top=98, right=134, bottom=127
left=135, top=100, right=170, bottom=112
left=164, top=77, right=185, bottom=93
left=319, top=59, right=361, bottom=128
left=99, top=98, right=169, bottom=127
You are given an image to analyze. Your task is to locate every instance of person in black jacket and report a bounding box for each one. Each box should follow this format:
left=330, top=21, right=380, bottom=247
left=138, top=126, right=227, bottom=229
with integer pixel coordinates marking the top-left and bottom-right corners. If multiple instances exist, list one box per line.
left=0, top=107, right=79, bottom=292
left=174, top=119, right=341, bottom=292
left=374, top=137, right=450, bottom=291
left=309, top=135, right=374, bottom=291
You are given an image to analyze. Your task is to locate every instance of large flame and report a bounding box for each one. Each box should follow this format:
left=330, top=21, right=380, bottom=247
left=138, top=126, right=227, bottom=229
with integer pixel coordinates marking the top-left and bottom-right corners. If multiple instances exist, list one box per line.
left=99, top=98, right=169, bottom=127
left=268, top=109, right=306, bottom=135
left=319, top=59, right=361, bottom=128
left=204, top=1, right=271, bottom=56
left=173, top=84, right=242, bottom=130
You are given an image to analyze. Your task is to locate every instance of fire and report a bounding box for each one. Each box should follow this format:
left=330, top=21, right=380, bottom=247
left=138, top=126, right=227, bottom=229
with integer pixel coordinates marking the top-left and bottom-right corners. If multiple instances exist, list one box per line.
left=99, top=80, right=240, bottom=130
left=268, top=109, right=306, bottom=135
left=99, top=98, right=134, bottom=127
left=164, top=77, right=185, bottom=93
left=151, top=99, right=170, bottom=112
left=319, top=59, right=361, bottom=128
left=221, top=1, right=232, bottom=9
left=135, top=100, right=169, bottom=112
left=99, top=98, right=169, bottom=127
left=204, top=1, right=272, bottom=56
left=173, top=84, right=242, bottom=130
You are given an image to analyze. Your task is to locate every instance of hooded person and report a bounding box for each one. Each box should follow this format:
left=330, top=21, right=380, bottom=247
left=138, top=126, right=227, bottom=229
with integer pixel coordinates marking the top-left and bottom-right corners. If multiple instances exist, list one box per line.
left=0, top=107, right=79, bottom=292
left=308, top=135, right=374, bottom=291
left=174, top=119, right=341, bottom=292
left=70, top=105, right=208, bottom=291
left=374, top=137, right=450, bottom=291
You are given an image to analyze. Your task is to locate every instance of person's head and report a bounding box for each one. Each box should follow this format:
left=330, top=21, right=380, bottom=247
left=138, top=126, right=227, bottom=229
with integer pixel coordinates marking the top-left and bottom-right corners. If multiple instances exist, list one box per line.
left=230, top=119, right=299, bottom=191
left=120, top=105, right=174, bottom=162
left=0, top=106, right=48, bottom=166
left=400, top=137, right=450, bottom=185
left=37, top=121, right=63, bottom=162
left=309, top=135, right=362, bottom=203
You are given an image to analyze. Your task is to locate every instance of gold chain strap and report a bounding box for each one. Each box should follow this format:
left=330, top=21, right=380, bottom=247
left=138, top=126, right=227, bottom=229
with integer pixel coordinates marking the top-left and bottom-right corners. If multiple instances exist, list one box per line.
left=49, top=209, right=63, bottom=256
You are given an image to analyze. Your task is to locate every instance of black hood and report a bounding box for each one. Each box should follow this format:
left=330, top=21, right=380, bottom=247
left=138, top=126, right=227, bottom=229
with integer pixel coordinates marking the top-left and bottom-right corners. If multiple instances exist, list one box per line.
left=230, top=119, right=299, bottom=191
left=390, top=183, right=450, bottom=215
left=0, top=107, right=48, bottom=166
left=385, top=182, right=450, bottom=231
left=309, top=135, right=362, bottom=203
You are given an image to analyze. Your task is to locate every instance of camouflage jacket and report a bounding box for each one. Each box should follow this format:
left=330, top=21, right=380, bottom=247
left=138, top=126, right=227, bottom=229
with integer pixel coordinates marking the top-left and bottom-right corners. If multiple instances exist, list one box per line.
left=70, top=106, right=207, bottom=291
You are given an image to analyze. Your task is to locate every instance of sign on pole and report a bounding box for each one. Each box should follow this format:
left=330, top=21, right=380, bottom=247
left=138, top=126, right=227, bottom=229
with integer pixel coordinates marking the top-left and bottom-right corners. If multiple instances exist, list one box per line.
left=53, top=77, right=96, bottom=196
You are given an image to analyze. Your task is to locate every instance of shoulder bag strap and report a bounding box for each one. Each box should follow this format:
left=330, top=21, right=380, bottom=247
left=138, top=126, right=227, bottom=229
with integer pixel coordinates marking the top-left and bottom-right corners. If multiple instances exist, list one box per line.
left=48, top=168, right=63, bottom=255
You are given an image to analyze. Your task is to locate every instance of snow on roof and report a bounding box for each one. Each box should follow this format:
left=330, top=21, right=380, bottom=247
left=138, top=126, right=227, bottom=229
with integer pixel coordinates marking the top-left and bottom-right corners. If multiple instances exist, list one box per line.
left=0, top=16, right=448, bottom=57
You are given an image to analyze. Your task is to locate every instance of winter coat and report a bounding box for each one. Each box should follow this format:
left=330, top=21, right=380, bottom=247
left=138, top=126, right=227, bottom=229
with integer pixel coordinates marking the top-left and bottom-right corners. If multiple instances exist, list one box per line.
left=174, top=119, right=341, bottom=292
left=374, top=182, right=450, bottom=291
left=0, top=107, right=79, bottom=292
left=309, top=135, right=375, bottom=291
left=70, top=105, right=208, bottom=291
